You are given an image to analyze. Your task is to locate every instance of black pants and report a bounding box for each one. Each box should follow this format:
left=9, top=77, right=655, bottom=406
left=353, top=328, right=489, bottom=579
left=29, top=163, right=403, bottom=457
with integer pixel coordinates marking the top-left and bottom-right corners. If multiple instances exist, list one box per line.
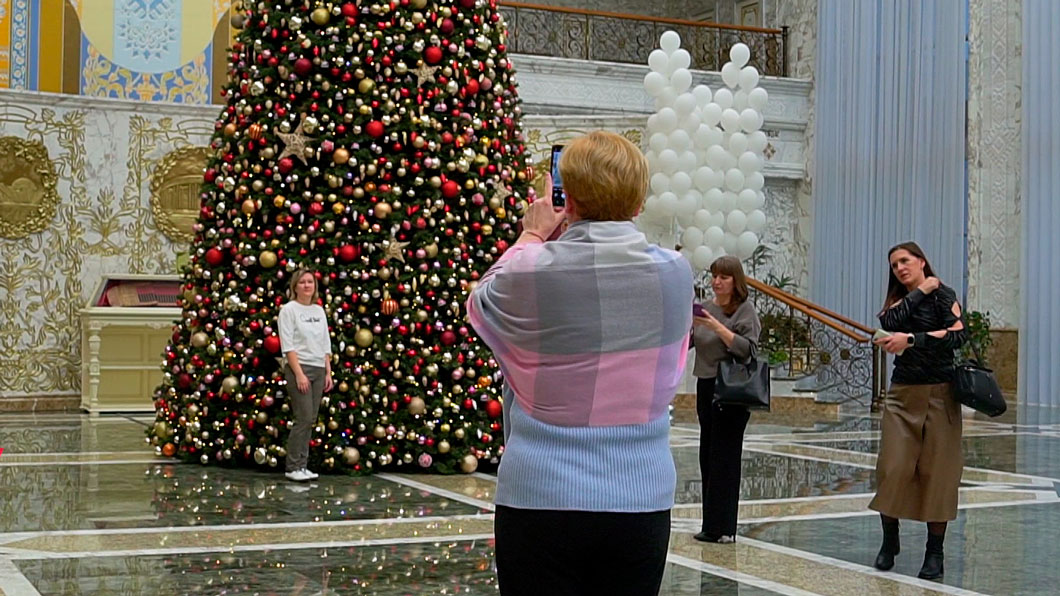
left=494, top=505, right=670, bottom=596
left=696, top=377, right=751, bottom=538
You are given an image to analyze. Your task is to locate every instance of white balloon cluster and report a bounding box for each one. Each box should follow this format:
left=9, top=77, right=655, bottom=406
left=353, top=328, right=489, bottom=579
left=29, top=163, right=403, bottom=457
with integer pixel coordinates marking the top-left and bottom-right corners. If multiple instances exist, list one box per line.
left=636, top=32, right=769, bottom=270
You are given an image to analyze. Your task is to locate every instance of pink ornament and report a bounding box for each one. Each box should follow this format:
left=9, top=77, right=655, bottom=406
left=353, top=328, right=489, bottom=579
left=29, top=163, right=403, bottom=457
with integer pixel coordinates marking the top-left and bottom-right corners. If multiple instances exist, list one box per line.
left=418, top=453, right=433, bottom=467
left=290, top=203, right=301, bottom=214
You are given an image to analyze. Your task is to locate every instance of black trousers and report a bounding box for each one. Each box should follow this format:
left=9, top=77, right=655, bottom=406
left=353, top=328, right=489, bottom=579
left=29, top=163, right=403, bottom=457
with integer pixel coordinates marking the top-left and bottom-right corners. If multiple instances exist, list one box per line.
left=494, top=505, right=670, bottom=596
left=696, top=377, right=751, bottom=538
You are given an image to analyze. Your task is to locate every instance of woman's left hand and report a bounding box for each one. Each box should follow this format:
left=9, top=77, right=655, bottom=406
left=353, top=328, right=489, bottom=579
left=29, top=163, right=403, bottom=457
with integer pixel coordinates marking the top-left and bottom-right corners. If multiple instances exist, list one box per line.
left=324, top=375, right=334, bottom=393
left=874, top=333, right=911, bottom=354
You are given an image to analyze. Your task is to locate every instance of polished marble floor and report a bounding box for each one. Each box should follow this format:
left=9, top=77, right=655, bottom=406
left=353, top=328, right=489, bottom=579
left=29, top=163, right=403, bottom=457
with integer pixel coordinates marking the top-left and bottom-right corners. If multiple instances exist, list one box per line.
left=2, top=409, right=1058, bottom=595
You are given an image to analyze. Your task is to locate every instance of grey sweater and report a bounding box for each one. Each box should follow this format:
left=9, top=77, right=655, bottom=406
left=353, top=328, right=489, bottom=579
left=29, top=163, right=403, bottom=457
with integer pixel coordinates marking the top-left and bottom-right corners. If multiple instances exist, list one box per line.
left=692, top=299, right=762, bottom=378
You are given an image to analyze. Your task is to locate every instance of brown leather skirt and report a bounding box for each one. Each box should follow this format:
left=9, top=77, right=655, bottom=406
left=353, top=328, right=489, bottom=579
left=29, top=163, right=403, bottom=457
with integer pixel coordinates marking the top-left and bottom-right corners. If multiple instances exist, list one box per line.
left=869, top=382, right=963, bottom=522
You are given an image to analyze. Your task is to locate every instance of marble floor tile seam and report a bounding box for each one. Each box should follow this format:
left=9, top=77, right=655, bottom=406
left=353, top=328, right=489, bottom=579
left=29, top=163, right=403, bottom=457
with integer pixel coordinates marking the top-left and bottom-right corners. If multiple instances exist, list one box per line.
left=377, top=473, right=496, bottom=511
left=671, top=485, right=1035, bottom=510
left=0, top=532, right=497, bottom=561
left=0, top=458, right=165, bottom=468
left=735, top=536, right=992, bottom=596
left=0, top=512, right=497, bottom=542
left=0, top=557, right=42, bottom=596
left=752, top=441, right=1060, bottom=487
left=666, top=552, right=821, bottom=596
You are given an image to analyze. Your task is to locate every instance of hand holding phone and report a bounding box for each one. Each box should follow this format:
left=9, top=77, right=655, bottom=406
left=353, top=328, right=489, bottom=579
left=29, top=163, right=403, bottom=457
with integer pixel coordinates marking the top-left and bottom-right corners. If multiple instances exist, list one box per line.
left=550, top=144, right=567, bottom=207
left=692, top=303, right=707, bottom=318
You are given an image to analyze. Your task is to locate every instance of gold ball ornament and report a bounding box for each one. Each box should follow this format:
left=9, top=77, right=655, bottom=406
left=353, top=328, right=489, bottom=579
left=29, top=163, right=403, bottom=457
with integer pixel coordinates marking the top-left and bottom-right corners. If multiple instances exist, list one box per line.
left=221, top=376, right=240, bottom=394
left=373, top=203, right=392, bottom=219
left=373, top=425, right=387, bottom=439
left=241, top=199, right=257, bottom=215
left=343, top=447, right=361, bottom=465
left=223, top=122, right=238, bottom=137
left=408, top=397, right=426, bottom=415
left=438, top=440, right=451, bottom=453
left=460, top=454, right=478, bottom=474
left=454, top=428, right=466, bottom=439
left=358, top=79, right=375, bottom=94
left=190, top=332, right=209, bottom=348
left=256, top=411, right=268, bottom=424
left=354, top=328, right=374, bottom=348
left=259, top=250, right=278, bottom=268
left=333, top=148, right=350, bottom=164
left=311, top=7, right=330, bottom=25
left=154, top=421, right=172, bottom=439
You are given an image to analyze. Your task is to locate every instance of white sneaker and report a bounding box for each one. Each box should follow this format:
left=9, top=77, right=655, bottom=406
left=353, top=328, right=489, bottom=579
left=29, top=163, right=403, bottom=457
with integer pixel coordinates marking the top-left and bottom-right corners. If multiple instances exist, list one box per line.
left=302, top=468, right=319, bottom=480
left=285, top=469, right=311, bottom=482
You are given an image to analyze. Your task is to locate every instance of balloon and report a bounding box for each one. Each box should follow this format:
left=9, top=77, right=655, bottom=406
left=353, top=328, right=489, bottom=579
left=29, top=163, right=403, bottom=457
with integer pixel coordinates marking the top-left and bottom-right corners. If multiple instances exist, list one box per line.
left=650, top=173, right=671, bottom=195
left=644, top=195, right=660, bottom=213
left=693, top=125, right=712, bottom=149
left=739, top=66, right=760, bottom=89
left=704, top=189, right=724, bottom=211
left=739, top=108, right=762, bottom=132
left=748, top=87, right=769, bottom=110
left=738, top=189, right=758, bottom=211
left=646, top=114, right=661, bottom=133
left=679, top=114, right=701, bottom=134
left=706, top=146, right=729, bottom=169
left=682, top=226, right=704, bottom=248
left=746, top=171, right=765, bottom=191
left=693, top=166, right=715, bottom=190
left=694, top=209, right=712, bottom=229
left=648, top=49, right=670, bottom=73
left=723, top=232, right=738, bottom=256
left=660, top=30, right=681, bottom=53
left=713, top=88, right=733, bottom=109
left=670, top=68, right=692, bottom=93
left=728, top=132, right=748, bottom=154
left=655, top=87, right=679, bottom=111
left=737, top=231, right=759, bottom=259
left=643, top=71, right=668, bottom=96
left=649, top=132, right=668, bottom=153
left=701, top=103, right=722, bottom=126
left=754, top=190, right=766, bottom=209
left=747, top=209, right=767, bottom=233
left=704, top=226, right=725, bottom=247
left=671, top=171, right=692, bottom=194
left=658, top=192, right=678, bottom=216
left=721, top=191, right=738, bottom=212
left=645, top=150, right=659, bottom=171
left=691, top=245, right=713, bottom=269
left=658, top=149, right=679, bottom=174
left=706, top=126, right=724, bottom=148
left=724, top=169, right=745, bottom=191
left=721, top=62, right=740, bottom=88
left=678, top=151, right=698, bottom=173
left=730, top=43, right=751, bottom=67
left=657, top=108, right=678, bottom=132
left=710, top=211, right=726, bottom=229
left=738, top=151, right=761, bottom=174
left=668, top=49, right=691, bottom=72
left=668, top=129, right=691, bottom=152
left=748, top=130, right=768, bottom=152
left=733, top=90, right=749, bottom=111
left=677, top=192, right=699, bottom=217
left=720, top=108, right=741, bottom=132
left=692, top=84, right=712, bottom=106
left=674, top=93, right=696, bottom=115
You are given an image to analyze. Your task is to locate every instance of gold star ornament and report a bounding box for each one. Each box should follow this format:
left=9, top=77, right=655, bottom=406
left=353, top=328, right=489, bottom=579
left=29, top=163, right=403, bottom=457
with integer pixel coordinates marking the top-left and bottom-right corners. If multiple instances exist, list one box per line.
left=277, top=116, right=312, bottom=165
left=411, top=63, right=439, bottom=86
left=380, top=236, right=410, bottom=263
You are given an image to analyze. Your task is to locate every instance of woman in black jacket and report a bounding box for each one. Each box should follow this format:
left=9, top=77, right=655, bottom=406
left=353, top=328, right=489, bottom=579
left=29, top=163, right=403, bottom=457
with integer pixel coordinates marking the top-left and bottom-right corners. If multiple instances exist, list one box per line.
left=870, top=242, right=966, bottom=580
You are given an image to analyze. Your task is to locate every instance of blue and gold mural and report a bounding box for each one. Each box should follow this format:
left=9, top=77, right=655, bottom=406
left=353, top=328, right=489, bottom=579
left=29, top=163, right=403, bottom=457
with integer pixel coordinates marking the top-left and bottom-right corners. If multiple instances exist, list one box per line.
left=0, top=0, right=234, bottom=104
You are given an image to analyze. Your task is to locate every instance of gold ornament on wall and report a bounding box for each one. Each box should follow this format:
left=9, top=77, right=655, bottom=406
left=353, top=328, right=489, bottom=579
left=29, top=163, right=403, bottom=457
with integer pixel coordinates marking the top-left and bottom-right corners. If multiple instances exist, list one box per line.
left=150, top=146, right=211, bottom=244
left=0, top=137, right=61, bottom=240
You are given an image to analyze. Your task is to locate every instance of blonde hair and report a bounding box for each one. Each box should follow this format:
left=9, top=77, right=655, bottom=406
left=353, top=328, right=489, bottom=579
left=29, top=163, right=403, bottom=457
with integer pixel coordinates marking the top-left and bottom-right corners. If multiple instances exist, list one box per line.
left=558, top=131, right=649, bottom=221
left=288, top=268, right=319, bottom=303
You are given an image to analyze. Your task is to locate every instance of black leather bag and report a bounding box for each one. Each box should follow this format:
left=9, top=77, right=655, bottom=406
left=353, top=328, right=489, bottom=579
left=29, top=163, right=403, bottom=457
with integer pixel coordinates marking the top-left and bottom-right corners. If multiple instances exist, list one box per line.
left=953, top=343, right=1006, bottom=417
left=714, top=348, right=771, bottom=410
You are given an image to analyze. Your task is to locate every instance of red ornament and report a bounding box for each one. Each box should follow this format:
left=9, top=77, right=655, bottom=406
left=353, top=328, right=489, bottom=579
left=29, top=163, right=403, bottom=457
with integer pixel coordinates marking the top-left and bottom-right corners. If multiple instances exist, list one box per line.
left=465, top=78, right=480, bottom=95
left=459, top=0, right=475, bottom=7
left=441, top=330, right=458, bottom=345
left=338, top=244, right=359, bottom=263
left=424, top=46, right=443, bottom=64
left=486, top=399, right=502, bottom=419
left=341, top=2, right=357, bottom=17
left=177, top=373, right=193, bottom=390
left=278, top=157, right=295, bottom=174
left=205, top=247, right=224, bottom=266
left=293, top=58, right=313, bottom=76
left=263, top=335, right=281, bottom=354
left=366, top=120, right=385, bottom=138
left=440, top=18, right=455, bottom=35
left=441, top=180, right=460, bottom=198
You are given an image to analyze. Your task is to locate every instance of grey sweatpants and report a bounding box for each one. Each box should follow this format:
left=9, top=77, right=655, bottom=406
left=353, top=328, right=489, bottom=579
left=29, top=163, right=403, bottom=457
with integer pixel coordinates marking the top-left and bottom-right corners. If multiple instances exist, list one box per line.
left=284, top=364, right=325, bottom=472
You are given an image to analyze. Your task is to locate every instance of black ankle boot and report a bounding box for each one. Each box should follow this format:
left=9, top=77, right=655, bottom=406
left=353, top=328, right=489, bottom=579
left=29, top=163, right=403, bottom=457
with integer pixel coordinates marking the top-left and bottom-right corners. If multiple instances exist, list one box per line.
left=874, top=520, right=900, bottom=570
left=918, top=533, right=945, bottom=579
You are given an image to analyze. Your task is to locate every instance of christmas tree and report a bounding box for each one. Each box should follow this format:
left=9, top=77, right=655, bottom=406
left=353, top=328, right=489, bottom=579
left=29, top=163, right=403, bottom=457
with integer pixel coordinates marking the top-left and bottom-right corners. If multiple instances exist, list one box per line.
left=148, top=0, right=529, bottom=474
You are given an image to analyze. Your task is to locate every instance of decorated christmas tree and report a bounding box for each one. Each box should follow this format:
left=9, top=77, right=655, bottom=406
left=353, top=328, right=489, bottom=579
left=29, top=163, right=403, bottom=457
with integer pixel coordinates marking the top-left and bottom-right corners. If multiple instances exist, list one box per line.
left=147, top=0, right=529, bottom=474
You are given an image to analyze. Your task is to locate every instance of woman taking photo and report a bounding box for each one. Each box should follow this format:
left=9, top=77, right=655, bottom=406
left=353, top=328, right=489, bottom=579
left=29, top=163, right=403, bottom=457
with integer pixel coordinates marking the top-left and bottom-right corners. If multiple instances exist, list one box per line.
left=871, top=241, right=966, bottom=580
left=691, top=255, right=761, bottom=544
left=278, top=268, right=333, bottom=482
left=467, top=131, right=694, bottom=595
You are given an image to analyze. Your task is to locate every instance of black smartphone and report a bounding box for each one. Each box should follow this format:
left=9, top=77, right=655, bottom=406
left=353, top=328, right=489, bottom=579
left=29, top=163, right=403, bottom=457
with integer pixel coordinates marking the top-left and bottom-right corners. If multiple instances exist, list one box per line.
left=550, top=144, right=566, bottom=207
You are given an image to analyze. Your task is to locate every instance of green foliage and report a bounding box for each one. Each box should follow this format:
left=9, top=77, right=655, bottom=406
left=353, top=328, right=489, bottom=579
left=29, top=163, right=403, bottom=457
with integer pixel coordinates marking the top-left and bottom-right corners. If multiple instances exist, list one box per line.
left=961, top=310, right=993, bottom=365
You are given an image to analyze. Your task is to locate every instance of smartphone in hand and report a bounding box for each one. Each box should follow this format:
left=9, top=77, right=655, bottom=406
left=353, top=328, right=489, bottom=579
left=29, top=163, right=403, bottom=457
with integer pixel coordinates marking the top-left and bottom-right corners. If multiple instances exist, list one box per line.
left=550, top=144, right=567, bottom=208
left=693, top=303, right=707, bottom=318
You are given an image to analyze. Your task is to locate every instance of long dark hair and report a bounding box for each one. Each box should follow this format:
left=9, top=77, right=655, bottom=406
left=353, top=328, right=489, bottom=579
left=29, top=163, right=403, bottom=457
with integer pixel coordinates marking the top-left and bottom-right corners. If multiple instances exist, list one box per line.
left=710, top=255, right=749, bottom=316
left=881, top=241, right=936, bottom=313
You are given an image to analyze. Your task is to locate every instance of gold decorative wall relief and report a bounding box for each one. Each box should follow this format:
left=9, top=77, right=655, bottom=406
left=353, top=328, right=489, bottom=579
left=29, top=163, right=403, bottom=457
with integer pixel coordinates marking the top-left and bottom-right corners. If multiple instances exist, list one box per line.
left=150, top=146, right=211, bottom=244
left=0, top=137, right=61, bottom=239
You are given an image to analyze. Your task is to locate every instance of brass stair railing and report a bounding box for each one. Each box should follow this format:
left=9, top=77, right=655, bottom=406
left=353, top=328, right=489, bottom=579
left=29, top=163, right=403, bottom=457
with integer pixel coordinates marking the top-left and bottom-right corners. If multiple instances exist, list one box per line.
left=498, top=1, right=789, bottom=76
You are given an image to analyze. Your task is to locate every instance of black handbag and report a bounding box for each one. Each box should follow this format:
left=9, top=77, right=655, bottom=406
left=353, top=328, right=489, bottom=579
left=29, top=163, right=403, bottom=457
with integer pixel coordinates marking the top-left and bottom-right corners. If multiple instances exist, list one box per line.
left=714, top=348, right=771, bottom=410
left=953, top=342, right=1007, bottom=417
